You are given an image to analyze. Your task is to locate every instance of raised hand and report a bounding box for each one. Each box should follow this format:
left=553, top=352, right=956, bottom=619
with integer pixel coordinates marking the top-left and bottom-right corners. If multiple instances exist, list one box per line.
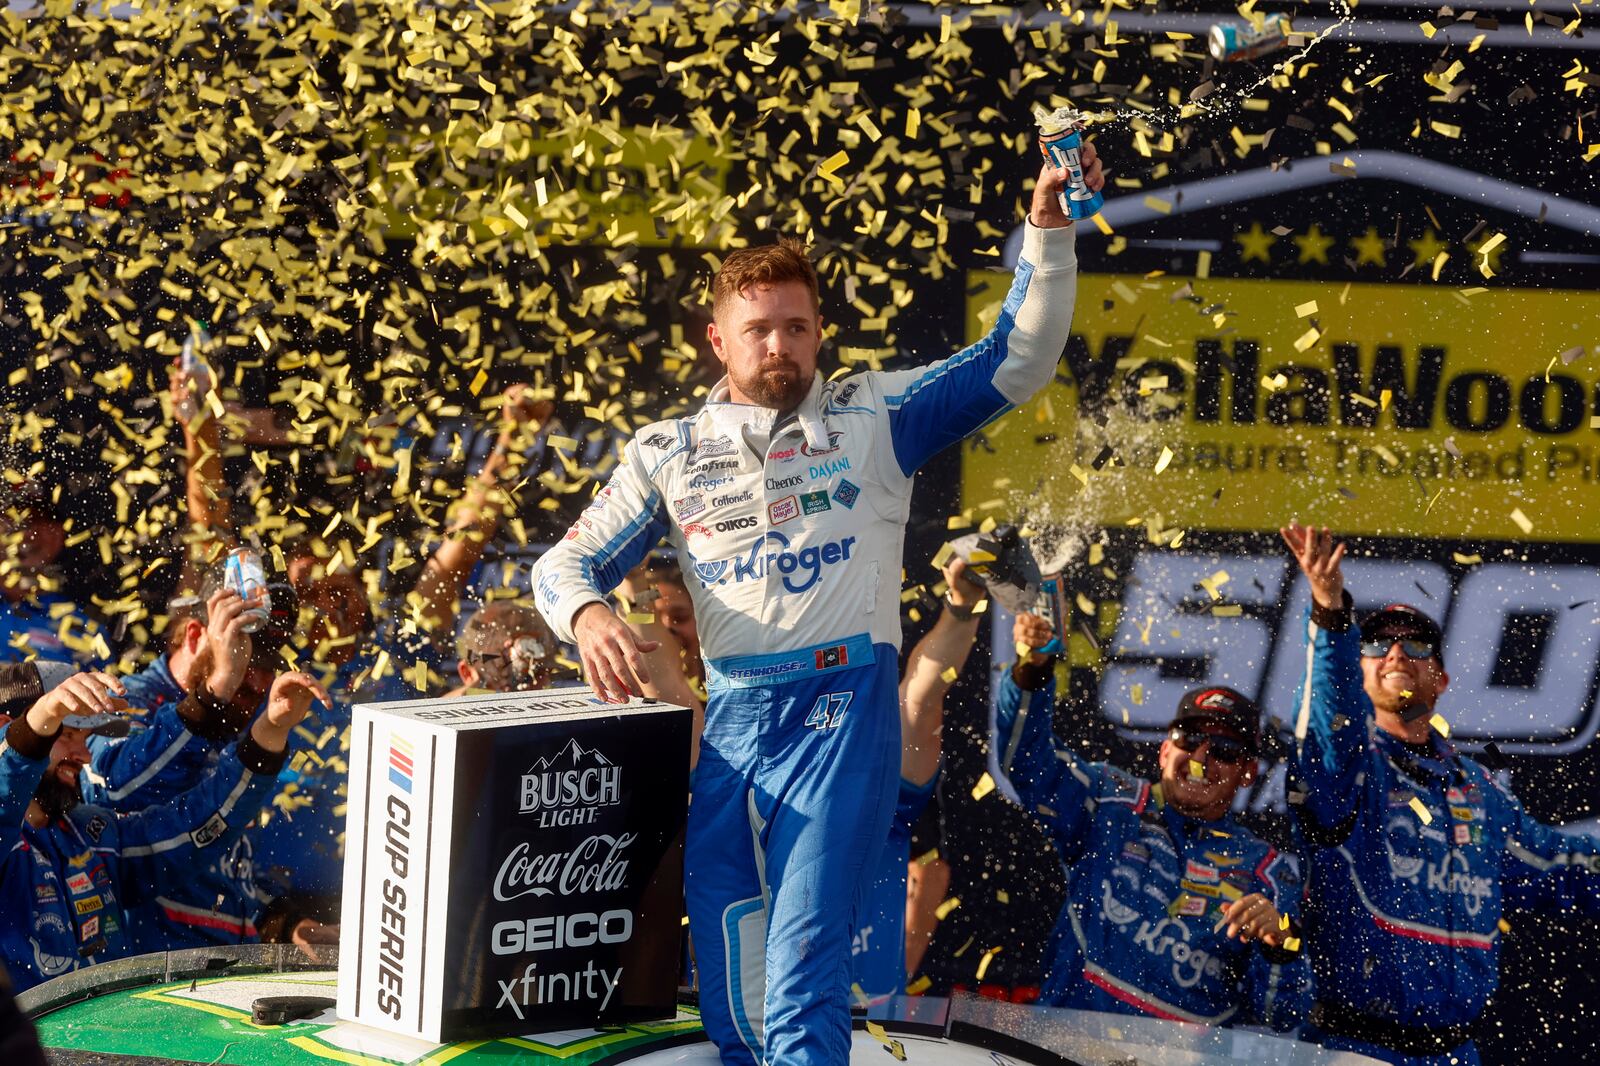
left=1218, top=892, right=1293, bottom=948
left=25, top=671, right=127, bottom=735
left=1029, top=139, right=1104, bottom=229
left=1013, top=612, right=1056, bottom=666
left=249, top=672, right=332, bottom=754
left=941, top=556, right=987, bottom=612
left=1280, top=521, right=1346, bottom=610
left=204, top=588, right=259, bottom=701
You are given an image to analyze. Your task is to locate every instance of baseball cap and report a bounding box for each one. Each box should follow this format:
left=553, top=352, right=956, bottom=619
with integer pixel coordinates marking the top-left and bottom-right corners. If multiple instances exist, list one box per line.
left=0, top=661, right=130, bottom=737
left=1169, top=686, right=1261, bottom=752
left=1360, top=604, right=1444, bottom=664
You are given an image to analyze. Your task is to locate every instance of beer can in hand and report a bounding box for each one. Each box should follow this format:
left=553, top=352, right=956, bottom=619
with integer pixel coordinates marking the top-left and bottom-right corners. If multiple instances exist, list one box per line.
left=1208, top=15, right=1292, bottom=62
left=1036, top=107, right=1103, bottom=221
left=224, top=547, right=272, bottom=633
left=176, top=323, right=216, bottom=424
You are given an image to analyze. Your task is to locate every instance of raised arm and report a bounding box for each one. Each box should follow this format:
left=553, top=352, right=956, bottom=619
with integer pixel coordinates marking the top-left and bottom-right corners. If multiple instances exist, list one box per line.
left=1282, top=522, right=1371, bottom=839
left=992, top=614, right=1101, bottom=863
left=0, top=671, right=126, bottom=845
left=170, top=364, right=233, bottom=594
left=1499, top=787, right=1600, bottom=917
left=899, top=556, right=987, bottom=786
left=412, top=385, right=552, bottom=641
left=531, top=438, right=671, bottom=703
left=872, top=153, right=1098, bottom=477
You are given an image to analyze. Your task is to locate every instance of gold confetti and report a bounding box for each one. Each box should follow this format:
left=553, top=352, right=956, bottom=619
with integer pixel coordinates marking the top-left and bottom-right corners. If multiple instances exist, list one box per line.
left=935, top=897, right=962, bottom=920
left=1409, top=796, right=1433, bottom=824
left=971, top=772, right=996, bottom=801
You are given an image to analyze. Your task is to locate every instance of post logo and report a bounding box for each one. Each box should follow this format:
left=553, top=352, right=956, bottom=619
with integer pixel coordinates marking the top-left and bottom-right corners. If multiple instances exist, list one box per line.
left=389, top=736, right=415, bottom=794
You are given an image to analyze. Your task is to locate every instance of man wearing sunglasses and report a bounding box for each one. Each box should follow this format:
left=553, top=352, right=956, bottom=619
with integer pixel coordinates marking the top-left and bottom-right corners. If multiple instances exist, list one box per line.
left=994, top=612, right=1308, bottom=1029
left=1283, top=522, right=1600, bottom=1066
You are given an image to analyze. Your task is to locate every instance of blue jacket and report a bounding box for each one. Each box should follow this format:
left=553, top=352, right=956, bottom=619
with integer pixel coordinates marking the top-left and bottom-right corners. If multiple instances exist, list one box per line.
left=852, top=774, right=937, bottom=999
left=1290, top=609, right=1600, bottom=1028
left=0, top=717, right=286, bottom=992
left=0, top=593, right=107, bottom=667
left=83, top=656, right=214, bottom=811
left=996, top=670, right=1308, bottom=1029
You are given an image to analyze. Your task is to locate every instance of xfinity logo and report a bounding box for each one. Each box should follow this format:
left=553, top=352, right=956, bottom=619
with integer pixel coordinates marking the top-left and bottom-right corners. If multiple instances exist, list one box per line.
left=519, top=739, right=621, bottom=828
left=688, top=531, right=856, bottom=594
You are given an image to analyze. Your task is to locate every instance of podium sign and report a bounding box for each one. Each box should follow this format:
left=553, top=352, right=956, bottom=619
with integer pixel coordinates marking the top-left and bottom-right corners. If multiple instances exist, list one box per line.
left=336, top=689, right=691, bottom=1043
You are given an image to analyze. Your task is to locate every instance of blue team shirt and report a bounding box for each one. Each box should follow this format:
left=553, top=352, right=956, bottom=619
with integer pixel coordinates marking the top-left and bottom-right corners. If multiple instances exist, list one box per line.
left=0, top=592, right=107, bottom=667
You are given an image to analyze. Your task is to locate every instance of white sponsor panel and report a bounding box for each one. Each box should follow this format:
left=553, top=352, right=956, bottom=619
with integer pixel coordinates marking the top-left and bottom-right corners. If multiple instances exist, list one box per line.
left=337, top=687, right=691, bottom=1043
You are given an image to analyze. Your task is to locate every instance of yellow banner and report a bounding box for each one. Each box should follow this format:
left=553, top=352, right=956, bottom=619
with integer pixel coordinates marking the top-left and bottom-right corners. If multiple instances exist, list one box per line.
left=964, top=272, right=1600, bottom=542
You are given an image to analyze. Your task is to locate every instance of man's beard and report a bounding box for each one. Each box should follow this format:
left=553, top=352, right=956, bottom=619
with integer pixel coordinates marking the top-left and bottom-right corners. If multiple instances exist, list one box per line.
left=733, top=360, right=808, bottom=412
left=186, top=642, right=215, bottom=694
left=35, top=766, right=81, bottom=820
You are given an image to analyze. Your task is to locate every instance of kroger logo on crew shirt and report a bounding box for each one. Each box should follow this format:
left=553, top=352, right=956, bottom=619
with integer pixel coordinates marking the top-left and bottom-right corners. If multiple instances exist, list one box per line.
left=689, top=530, right=857, bottom=594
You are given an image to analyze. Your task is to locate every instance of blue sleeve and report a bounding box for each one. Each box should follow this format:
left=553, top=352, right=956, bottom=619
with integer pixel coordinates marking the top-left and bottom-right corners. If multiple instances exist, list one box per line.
left=1243, top=851, right=1312, bottom=1031
left=1500, top=792, right=1600, bottom=916
left=893, top=774, right=936, bottom=836
left=872, top=224, right=1078, bottom=476
left=83, top=709, right=211, bottom=811
left=112, top=743, right=280, bottom=907
left=993, top=667, right=1100, bottom=863
left=0, top=738, right=48, bottom=852
left=1289, top=611, right=1371, bottom=839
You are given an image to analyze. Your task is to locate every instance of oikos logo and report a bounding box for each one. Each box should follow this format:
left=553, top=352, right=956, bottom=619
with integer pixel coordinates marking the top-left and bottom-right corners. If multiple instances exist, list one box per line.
left=493, top=832, right=637, bottom=902
left=1131, top=916, right=1222, bottom=989
left=688, top=531, right=857, bottom=594
left=715, top=516, right=758, bottom=533
left=520, top=739, right=620, bottom=828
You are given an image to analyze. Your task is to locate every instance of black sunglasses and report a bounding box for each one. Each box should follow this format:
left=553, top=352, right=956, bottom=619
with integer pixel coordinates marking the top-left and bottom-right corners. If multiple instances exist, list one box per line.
left=1169, top=727, right=1253, bottom=765
left=1360, top=638, right=1436, bottom=660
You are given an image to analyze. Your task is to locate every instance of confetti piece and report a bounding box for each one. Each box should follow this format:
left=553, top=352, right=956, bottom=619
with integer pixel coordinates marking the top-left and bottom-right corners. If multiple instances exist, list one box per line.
left=975, top=946, right=1003, bottom=981
left=940, top=667, right=959, bottom=683
left=935, top=897, right=962, bottom=920
left=1188, top=759, right=1205, bottom=780
left=1510, top=508, right=1533, bottom=534
left=971, top=772, right=995, bottom=801
left=906, top=975, right=933, bottom=995
left=1154, top=447, right=1175, bottom=474
left=1453, top=552, right=1484, bottom=565
left=1410, top=796, right=1433, bottom=824
left=1430, top=714, right=1451, bottom=737
left=1294, top=300, right=1318, bottom=318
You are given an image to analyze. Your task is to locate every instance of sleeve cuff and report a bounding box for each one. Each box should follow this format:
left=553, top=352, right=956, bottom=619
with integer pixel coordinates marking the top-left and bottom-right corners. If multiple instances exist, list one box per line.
left=237, top=732, right=288, bottom=776
left=1011, top=656, right=1056, bottom=692
left=0, top=664, right=45, bottom=719
left=5, top=713, right=55, bottom=761
left=1258, top=917, right=1304, bottom=964
left=1020, top=219, right=1079, bottom=272
left=1311, top=590, right=1354, bottom=632
left=180, top=687, right=256, bottom=744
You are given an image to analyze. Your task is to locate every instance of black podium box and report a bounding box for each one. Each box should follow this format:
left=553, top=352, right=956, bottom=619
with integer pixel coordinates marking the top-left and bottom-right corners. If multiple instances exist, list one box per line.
left=336, top=688, right=691, bottom=1042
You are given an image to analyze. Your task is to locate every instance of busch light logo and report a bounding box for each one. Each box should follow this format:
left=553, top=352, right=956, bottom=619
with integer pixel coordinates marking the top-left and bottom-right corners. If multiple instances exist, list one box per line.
left=519, top=739, right=622, bottom=828
left=688, top=531, right=856, bottom=594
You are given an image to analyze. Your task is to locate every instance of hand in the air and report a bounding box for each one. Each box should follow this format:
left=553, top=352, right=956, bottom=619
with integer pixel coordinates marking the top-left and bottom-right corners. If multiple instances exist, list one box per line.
left=1280, top=521, right=1346, bottom=610
left=1030, top=139, right=1105, bottom=228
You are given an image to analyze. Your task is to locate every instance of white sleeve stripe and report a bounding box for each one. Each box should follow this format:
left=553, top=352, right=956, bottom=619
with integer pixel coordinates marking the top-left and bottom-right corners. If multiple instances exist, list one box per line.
left=107, top=729, right=195, bottom=802
left=1293, top=618, right=1317, bottom=743
left=120, top=769, right=253, bottom=857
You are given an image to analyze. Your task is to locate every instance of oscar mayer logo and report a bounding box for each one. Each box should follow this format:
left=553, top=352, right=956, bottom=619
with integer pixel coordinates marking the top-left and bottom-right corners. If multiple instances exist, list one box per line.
left=520, top=738, right=621, bottom=827
left=374, top=733, right=416, bottom=1021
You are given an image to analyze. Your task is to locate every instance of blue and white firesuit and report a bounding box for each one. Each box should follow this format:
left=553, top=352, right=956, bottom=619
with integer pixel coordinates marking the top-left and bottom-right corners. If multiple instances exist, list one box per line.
left=1291, top=607, right=1600, bottom=1066
left=995, top=669, right=1309, bottom=1029
left=533, top=222, right=1079, bottom=1064
left=0, top=716, right=287, bottom=992
left=851, top=775, right=936, bottom=1000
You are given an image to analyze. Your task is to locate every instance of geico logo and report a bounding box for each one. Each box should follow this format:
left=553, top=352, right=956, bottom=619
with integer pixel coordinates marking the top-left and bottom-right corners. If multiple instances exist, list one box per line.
left=492, top=909, right=634, bottom=955
left=1131, top=917, right=1222, bottom=989
left=715, top=516, right=758, bottom=532
left=689, top=532, right=856, bottom=594
left=1099, top=551, right=1600, bottom=759
left=1064, top=335, right=1600, bottom=436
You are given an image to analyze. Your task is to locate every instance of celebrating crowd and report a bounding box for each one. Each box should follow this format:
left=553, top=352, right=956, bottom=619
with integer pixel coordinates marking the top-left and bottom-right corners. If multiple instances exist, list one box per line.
left=1, top=138, right=1597, bottom=1066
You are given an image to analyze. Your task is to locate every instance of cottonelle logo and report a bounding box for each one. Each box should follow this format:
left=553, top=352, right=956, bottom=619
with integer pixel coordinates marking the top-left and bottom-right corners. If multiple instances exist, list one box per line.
left=520, top=738, right=621, bottom=828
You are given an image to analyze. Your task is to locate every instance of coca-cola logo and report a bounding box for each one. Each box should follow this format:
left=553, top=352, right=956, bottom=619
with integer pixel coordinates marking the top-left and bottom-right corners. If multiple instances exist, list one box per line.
left=493, top=832, right=636, bottom=901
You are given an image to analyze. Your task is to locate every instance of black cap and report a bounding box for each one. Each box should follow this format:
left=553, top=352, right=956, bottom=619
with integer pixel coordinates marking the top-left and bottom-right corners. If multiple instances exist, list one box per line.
left=1360, top=604, right=1444, bottom=664
left=1170, top=686, right=1261, bottom=752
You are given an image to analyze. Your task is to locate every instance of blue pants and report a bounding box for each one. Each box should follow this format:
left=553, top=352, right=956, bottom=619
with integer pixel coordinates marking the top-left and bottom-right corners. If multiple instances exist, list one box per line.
left=688, top=636, right=900, bottom=1065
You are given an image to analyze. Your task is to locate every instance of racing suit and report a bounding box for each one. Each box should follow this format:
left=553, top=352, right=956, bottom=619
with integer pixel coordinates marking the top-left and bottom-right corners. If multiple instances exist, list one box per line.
left=533, top=221, right=1078, bottom=1065
left=995, top=667, right=1308, bottom=1030
left=1291, top=602, right=1600, bottom=1065
left=0, top=711, right=288, bottom=992
left=851, top=775, right=937, bottom=1001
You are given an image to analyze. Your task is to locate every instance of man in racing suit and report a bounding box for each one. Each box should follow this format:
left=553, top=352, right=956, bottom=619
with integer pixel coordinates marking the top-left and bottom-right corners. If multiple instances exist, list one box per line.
left=995, top=612, right=1308, bottom=1029
left=531, top=147, right=1099, bottom=1063
left=1283, top=523, right=1600, bottom=1065
left=0, top=666, right=328, bottom=991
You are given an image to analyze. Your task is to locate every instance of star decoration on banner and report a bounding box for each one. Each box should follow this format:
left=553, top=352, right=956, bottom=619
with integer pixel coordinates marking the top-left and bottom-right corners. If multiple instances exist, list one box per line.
left=1235, top=222, right=1277, bottom=264
left=1407, top=228, right=1450, bottom=269
left=1292, top=224, right=1335, bottom=265
left=1350, top=227, right=1388, bottom=267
